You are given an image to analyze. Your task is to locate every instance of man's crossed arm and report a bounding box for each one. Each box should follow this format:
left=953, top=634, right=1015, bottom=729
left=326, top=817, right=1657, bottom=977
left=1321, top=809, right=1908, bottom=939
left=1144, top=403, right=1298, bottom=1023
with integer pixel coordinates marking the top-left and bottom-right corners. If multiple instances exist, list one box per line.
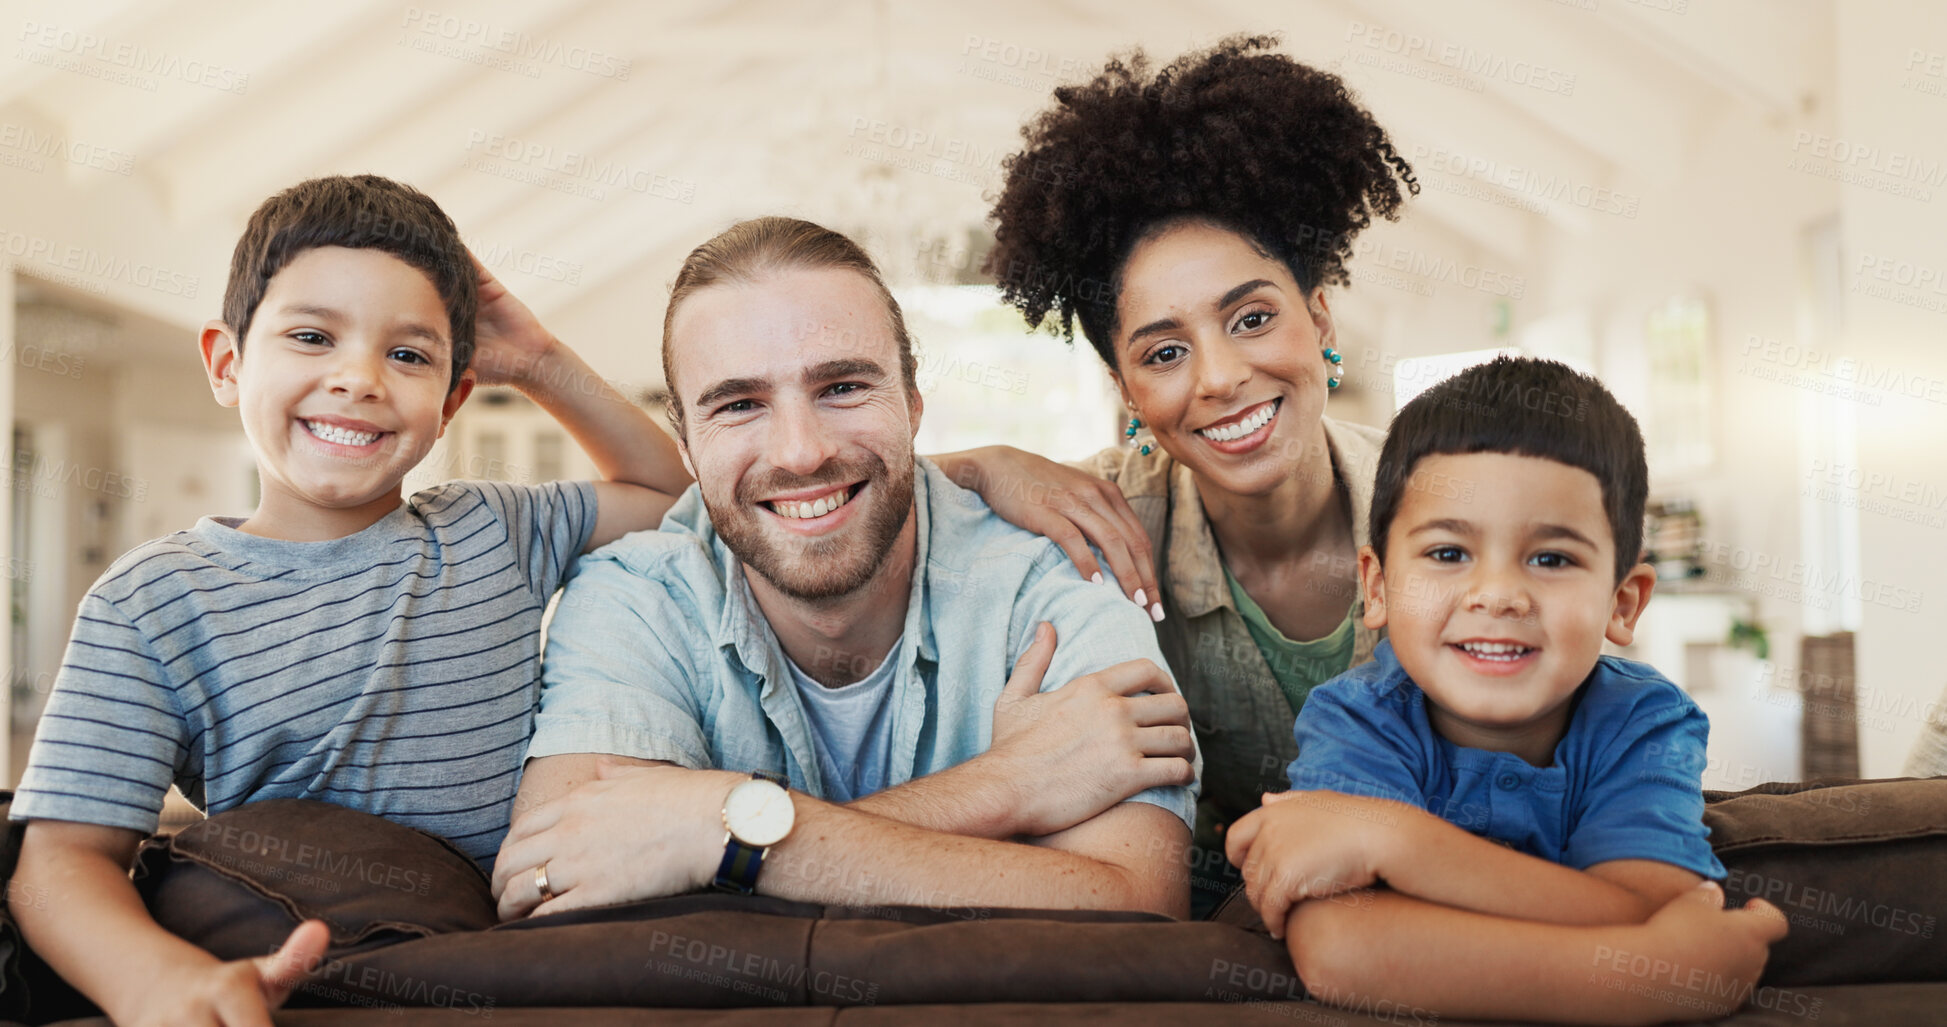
left=492, top=623, right=1198, bottom=920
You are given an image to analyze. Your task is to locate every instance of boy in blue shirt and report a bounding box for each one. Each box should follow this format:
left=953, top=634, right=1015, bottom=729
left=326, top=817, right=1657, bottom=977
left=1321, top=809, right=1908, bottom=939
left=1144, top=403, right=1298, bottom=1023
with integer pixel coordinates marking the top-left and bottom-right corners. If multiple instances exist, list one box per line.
left=9, top=175, right=692, bottom=1026
left=1227, top=356, right=1786, bottom=1023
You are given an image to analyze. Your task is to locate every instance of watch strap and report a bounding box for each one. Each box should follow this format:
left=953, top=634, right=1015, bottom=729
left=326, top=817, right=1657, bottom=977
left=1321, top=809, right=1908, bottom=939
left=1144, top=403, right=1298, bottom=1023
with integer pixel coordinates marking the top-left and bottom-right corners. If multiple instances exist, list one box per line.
left=714, top=838, right=767, bottom=895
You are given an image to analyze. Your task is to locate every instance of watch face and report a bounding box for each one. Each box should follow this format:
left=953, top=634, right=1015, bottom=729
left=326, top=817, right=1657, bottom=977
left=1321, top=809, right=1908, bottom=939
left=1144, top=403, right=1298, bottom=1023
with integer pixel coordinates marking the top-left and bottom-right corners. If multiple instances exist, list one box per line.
left=724, top=778, right=795, bottom=847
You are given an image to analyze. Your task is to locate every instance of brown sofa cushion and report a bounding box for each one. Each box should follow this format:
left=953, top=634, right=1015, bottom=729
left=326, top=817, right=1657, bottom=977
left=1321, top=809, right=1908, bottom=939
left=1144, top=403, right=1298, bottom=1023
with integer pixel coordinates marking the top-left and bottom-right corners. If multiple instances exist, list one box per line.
left=127, top=800, right=1301, bottom=1011
left=132, top=798, right=497, bottom=958
left=1705, top=778, right=1947, bottom=986
left=17, top=778, right=1947, bottom=1018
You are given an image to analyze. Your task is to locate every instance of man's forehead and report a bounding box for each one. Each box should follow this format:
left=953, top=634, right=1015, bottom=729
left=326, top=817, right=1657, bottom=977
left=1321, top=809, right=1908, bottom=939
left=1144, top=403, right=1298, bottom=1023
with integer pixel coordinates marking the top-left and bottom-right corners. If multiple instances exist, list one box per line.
left=669, top=268, right=898, bottom=393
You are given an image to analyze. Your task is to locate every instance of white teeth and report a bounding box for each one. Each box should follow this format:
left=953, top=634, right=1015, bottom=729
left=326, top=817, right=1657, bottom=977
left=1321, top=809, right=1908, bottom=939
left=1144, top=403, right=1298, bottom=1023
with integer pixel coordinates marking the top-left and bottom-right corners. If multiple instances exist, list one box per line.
left=1198, top=402, right=1276, bottom=443
left=304, top=420, right=380, bottom=446
left=772, top=487, right=852, bottom=520
left=1460, top=642, right=1533, bottom=661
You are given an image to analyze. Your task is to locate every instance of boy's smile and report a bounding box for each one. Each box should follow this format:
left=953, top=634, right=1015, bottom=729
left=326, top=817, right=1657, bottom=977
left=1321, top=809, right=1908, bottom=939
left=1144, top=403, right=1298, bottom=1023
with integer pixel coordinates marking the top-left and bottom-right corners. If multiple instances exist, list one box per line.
left=203, top=246, right=472, bottom=540
left=1358, top=452, right=1655, bottom=764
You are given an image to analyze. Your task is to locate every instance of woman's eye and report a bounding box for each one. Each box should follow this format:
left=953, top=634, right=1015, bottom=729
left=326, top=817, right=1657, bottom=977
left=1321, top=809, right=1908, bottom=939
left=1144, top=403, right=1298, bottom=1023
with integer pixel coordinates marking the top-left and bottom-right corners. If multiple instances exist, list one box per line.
left=1234, top=310, right=1273, bottom=332
left=1145, top=344, right=1186, bottom=366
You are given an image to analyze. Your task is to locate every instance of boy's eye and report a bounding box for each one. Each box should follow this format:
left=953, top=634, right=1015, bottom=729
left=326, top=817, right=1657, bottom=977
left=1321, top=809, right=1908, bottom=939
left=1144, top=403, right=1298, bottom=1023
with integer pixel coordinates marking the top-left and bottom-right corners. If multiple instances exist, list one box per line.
left=1530, top=551, right=1574, bottom=569
left=292, top=330, right=329, bottom=346
left=1427, top=545, right=1466, bottom=563
left=1144, top=344, right=1186, bottom=367
left=389, top=348, right=429, bottom=365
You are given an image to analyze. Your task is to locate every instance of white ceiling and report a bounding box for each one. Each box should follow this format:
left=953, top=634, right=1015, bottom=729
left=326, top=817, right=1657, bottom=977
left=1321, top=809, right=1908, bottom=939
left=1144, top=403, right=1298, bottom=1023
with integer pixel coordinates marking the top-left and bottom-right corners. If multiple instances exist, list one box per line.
left=1, top=0, right=1834, bottom=380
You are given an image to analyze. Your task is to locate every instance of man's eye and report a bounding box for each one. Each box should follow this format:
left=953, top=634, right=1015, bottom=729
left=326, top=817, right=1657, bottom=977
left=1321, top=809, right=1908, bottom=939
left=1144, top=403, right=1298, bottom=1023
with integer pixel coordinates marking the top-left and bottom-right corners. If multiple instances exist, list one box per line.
left=292, top=331, right=329, bottom=346
left=1145, top=344, right=1185, bottom=366
left=720, top=399, right=756, bottom=414
left=828, top=382, right=864, bottom=396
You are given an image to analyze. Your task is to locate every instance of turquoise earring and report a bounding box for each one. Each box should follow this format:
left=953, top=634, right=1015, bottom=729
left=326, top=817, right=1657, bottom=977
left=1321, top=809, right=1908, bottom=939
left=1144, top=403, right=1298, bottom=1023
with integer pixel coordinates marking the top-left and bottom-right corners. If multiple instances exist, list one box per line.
left=1124, top=416, right=1154, bottom=456
left=1324, top=347, right=1343, bottom=389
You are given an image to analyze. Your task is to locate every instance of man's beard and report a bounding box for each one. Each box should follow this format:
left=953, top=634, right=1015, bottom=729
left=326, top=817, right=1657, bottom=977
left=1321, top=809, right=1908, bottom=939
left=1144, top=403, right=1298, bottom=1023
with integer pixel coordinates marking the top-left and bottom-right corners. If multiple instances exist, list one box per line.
left=706, top=453, right=915, bottom=603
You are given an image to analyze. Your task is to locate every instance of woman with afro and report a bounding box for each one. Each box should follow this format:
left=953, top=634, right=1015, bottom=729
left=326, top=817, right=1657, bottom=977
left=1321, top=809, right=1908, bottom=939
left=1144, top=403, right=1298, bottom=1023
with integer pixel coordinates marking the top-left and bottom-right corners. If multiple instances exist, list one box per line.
left=938, top=36, right=1783, bottom=1023
left=939, top=33, right=1410, bottom=905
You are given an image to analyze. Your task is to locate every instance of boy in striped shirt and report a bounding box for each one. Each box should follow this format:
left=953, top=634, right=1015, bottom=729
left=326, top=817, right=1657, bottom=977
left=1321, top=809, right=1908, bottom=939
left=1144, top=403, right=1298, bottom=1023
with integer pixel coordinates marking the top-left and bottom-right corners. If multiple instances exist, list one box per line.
left=9, top=175, right=692, bottom=1026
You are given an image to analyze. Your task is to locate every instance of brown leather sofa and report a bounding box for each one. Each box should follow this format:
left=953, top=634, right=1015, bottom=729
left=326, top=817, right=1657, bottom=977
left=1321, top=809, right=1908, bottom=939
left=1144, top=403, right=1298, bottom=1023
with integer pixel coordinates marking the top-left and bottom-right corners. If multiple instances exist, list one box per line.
left=6, top=778, right=1944, bottom=1025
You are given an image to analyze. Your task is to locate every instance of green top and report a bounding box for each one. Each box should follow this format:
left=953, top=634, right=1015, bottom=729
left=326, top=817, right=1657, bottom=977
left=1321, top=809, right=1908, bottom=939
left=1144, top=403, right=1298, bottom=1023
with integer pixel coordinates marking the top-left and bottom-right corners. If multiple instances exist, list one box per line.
left=1222, top=563, right=1358, bottom=716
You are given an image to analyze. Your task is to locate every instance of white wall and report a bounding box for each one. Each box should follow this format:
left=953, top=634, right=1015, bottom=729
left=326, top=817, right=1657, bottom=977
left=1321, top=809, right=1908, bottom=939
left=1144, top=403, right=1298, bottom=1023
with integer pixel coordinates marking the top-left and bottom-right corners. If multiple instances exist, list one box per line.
left=1837, top=3, right=1947, bottom=776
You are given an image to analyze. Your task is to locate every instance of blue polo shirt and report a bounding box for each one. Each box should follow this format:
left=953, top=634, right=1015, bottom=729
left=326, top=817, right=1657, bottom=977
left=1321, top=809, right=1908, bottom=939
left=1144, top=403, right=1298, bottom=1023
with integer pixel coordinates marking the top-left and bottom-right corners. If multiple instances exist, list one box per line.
left=1285, top=640, right=1723, bottom=879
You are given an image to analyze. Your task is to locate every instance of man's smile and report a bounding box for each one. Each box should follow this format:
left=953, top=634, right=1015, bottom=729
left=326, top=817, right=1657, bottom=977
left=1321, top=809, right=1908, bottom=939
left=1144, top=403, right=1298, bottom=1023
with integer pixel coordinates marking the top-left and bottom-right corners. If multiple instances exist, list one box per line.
left=760, top=482, right=866, bottom=530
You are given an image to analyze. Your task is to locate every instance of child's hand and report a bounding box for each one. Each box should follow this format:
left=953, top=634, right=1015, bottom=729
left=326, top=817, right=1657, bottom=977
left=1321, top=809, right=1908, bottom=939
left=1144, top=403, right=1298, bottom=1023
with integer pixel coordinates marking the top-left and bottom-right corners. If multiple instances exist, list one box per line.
left=1225, top=790, right=1409, bottom=939
left=133, top=920, right=329, bottom=1027
left=467, top=251, right=559, bottom=389
left=1598, top=882, right=1788, bottom=1019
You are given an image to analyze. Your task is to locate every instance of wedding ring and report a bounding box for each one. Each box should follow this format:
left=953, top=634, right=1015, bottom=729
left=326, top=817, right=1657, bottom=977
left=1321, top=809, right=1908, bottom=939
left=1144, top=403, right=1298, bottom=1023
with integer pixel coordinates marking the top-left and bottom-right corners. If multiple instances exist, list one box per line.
left=534, top=861, right=556, bottom=903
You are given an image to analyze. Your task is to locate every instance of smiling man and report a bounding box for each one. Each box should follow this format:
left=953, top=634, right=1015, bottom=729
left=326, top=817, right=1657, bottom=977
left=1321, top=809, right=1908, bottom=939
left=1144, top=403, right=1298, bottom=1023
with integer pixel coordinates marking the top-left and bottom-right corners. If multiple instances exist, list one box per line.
left=492, top=217, right=1200, bottom=920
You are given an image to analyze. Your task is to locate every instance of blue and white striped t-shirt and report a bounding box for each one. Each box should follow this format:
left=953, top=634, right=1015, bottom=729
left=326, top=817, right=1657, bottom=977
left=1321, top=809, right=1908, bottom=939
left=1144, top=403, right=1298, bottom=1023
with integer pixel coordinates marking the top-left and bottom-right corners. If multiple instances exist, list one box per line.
left=10, top=479, right=595, bottom=866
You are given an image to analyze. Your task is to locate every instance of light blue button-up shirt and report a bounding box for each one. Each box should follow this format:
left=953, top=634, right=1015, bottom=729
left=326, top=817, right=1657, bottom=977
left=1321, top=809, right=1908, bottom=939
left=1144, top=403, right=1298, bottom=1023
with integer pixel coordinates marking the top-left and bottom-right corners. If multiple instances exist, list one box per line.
left=528, top=458, right=1199, bottom=831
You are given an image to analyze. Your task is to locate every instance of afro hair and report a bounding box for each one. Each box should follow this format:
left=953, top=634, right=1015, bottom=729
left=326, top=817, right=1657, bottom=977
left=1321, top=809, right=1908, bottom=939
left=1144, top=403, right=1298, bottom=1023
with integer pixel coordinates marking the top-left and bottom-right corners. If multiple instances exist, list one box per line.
left=985, top=35, right=1418, bottom=368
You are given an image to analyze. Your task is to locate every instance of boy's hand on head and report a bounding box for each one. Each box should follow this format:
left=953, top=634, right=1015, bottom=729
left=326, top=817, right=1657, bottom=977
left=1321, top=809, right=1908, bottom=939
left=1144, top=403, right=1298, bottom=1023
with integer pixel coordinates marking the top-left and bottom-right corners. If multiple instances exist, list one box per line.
left=135, top=919, right=329, bottom=1027
left=1226, top=790, right=1407, bottom=939
left=468, top=250, right=560, bottom=389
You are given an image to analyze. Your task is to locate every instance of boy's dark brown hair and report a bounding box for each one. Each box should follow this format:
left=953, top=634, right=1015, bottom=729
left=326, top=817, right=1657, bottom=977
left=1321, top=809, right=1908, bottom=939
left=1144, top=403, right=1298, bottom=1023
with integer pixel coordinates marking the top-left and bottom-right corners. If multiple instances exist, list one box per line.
left=222, top=174, right=477, bottom=391
left=1369, top=356, right=1648, bottom=583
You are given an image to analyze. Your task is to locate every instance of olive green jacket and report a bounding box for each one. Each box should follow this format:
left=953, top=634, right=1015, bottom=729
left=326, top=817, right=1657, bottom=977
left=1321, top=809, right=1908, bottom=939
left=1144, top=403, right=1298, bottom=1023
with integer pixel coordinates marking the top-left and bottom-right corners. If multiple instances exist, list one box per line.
left=1075, top=416, right=1387, bottom=831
